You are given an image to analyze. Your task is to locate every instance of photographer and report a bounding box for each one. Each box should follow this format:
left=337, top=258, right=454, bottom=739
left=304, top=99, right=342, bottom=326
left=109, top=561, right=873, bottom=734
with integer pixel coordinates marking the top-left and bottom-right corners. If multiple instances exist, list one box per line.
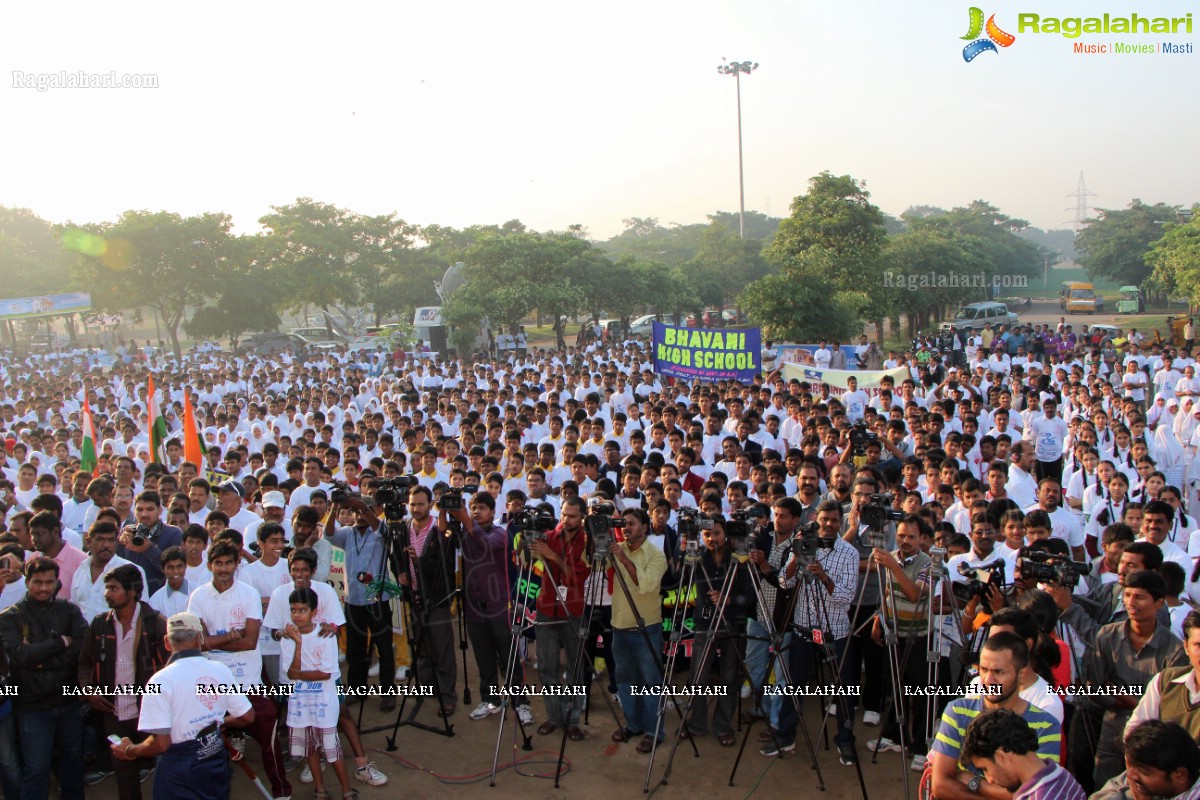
left=843, top=475, right=897, bottom=728
left=609, top=507, right=667, bottom=752
left=115, top=490, right=183, bottom=595
left=683, top=514, right=752, bottom=747
left=400, top=485, right=459, bottom=716
left=325, top=494, right=396, bottom=706
left=746, top=498, right=802, bottom=728
left=444, top=491, right=532, bottom=725
left=866, top=514, right=934, bottom=756
left=528, top=496, right=590, bottom=741
left=764, top=500, right=861, bottom=765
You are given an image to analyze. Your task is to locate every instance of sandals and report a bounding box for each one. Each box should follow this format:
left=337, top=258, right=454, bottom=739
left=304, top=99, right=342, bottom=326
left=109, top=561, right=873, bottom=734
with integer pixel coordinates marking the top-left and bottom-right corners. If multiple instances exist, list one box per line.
left=537, top=721, right=557, bottom=736
left=717, top=733, right=736, bottom=747
left=566, top=726, right=585, bottom=741
left=636, top=735, right=656, bottom=754
left=612, top=728, right=633, bottom=743
left=314, top=791, right=330, bottom=800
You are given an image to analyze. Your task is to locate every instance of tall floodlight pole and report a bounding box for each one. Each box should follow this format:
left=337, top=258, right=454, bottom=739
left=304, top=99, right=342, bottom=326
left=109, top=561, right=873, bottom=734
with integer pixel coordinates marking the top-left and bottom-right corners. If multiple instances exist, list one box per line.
left=717, top=59, right=758, bottom=238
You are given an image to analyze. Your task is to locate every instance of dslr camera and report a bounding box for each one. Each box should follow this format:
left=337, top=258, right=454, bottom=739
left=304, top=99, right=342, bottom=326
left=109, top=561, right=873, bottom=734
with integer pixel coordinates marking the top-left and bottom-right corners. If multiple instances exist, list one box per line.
left=848, top=422, right=877, bottom=455
left=130, top=523, right=154, bottom=548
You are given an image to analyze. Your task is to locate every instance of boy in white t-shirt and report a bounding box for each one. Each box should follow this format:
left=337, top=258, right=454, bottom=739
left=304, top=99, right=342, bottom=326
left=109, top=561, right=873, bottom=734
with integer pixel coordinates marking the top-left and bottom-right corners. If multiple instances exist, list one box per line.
left=281, top=587, right=351, bottom=800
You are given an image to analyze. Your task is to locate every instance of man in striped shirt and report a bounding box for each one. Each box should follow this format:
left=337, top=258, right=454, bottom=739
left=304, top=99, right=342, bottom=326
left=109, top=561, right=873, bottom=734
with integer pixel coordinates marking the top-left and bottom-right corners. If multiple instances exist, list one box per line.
left=961, top=709, right=1083, bottom=800
left=930, top=633, right=1061, bottom=800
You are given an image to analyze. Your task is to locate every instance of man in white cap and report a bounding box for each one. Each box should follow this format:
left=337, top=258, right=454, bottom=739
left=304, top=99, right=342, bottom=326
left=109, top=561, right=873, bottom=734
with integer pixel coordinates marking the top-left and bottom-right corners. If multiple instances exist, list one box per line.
left=215, top=480, right=261, bottom=535
left=245, top=491, right=292, bottom=543
left=110, top=612, right=255, bottom=800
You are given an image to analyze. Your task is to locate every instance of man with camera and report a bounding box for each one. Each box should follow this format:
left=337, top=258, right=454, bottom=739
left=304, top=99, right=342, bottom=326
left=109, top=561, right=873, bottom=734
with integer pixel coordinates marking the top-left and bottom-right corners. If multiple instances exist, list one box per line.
left=843, top=476, right=897, bottom=728
left=403, top=485, right=459, bottom=716
left=746, top=497, right=803, bottom=729
left=764, top=499, right=861, bottom=765
left=528, top=496, right=590, bottom=740
left=684, top=513, right=753, bottom=747
left=444, top=490, right=532, bottom=724
left=608, top=507, right=667, bottom=751
left=326, top=491, right=397, bottom=707
left=115, top=489, right=183, bottom=596
left=866, top=513, right=934, bottom=758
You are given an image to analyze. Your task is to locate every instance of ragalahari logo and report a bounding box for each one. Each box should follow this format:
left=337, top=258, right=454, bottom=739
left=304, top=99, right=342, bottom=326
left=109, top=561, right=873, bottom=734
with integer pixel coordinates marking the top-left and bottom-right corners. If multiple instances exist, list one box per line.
left=962, top=7, right=1016, bottom=61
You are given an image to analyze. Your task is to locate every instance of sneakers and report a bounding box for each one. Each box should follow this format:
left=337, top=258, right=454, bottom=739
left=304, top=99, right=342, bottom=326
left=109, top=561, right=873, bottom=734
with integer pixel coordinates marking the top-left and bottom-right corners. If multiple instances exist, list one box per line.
left=825, top=702, right=837, bottom=716
left=862, top=710, right=881, bottom=726
left=300, top=761, right=323, bottom=784
left=838, top=743, right=858, bottom=766
left=517, top=705, right=534, bottom=727
left=740, top=683, right=751, bottom=699
left=283, top=754, right=304, bottom=772
left=910, top=754, right=928, bottom=772
left=759, top=740, right=796, bottom=757
left=470, top=702, right=501, bottom=720
left=354, top=762, right=388, bottom=786
left=866, top=737, right=903, bottom=753
left=368, top=662, right=380, bottom=678
left=83, top=771, right=113, bottom=786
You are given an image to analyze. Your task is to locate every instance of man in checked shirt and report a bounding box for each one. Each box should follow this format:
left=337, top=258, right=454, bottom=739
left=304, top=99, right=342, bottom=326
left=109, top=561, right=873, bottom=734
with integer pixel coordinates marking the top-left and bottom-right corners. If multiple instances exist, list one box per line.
left=760, top=499, right=861, bottom=766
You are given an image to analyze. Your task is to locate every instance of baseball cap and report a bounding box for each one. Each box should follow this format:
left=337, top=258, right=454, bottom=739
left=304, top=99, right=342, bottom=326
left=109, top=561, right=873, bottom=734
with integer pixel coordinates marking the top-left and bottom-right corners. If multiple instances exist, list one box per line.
left=167, top=612, right=204, bottom=635
left=217, top=480, right=245, bottom=499
left=261, top=491, right=286, bottom=509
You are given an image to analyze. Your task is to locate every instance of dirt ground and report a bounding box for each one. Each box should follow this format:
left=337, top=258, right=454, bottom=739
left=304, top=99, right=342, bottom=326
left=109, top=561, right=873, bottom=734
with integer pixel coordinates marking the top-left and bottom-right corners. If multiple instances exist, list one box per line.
left=89, top=663, right=921, bottom=800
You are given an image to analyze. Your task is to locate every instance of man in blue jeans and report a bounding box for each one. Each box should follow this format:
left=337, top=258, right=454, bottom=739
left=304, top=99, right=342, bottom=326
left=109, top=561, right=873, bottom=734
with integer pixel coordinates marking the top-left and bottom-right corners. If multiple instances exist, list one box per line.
left=608, top=508, right=667, bottom=752
left=0, top=556, right=88, bottom=800
left=762, top=500, right=861, bottom=765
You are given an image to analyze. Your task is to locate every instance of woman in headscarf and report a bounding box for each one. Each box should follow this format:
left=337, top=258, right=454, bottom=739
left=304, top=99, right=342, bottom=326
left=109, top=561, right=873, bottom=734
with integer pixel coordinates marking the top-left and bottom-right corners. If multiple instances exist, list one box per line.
left=1153, top=397, right=1186, bottom=493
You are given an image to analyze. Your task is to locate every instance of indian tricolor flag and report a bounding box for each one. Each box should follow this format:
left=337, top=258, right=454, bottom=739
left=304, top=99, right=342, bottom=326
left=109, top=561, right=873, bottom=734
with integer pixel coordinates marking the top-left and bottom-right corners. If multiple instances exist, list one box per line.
left=147, top=375, right=168, bottom=464
left=80, top=399, right=99, bottom=477
left=183, top=390, right=206, bottom=467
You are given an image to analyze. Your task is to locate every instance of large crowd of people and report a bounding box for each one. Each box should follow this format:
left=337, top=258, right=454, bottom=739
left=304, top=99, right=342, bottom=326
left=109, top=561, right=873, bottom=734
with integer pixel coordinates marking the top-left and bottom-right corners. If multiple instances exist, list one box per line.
left=3, top=316, right=1200, bottom=800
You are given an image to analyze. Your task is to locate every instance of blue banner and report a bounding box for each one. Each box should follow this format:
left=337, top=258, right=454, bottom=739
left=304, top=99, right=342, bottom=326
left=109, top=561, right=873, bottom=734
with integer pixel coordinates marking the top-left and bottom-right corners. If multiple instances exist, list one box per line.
left=652, top=322, right=762, bottom=382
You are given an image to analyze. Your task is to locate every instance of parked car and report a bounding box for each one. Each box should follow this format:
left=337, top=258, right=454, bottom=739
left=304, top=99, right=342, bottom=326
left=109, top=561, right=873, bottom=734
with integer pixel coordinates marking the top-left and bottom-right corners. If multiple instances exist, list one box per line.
left=938, top=302, right=1020, bottom=335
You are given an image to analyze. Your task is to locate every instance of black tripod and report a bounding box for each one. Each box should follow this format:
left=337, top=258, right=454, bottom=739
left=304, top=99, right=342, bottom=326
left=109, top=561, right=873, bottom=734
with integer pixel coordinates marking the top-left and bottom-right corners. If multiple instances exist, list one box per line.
left=357, top=511, right=456, bottom=743
left=488, top=533, right=539, bottom=786
left=445, top=516, right=473, bottom=709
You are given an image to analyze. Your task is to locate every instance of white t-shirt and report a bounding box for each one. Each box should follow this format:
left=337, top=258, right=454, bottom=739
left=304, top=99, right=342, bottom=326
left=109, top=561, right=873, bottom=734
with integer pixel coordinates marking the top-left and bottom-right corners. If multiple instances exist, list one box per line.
left=1030, top=415, right=1068, bottom=462
left=263, top=581, right=345, bottom=685
left=147, top=581, right=196, bottom=619
left=279, top=628, right=339, bottom=728
left=139, top=654, right=252, bottom=743
left=1022, top=505, right=1085, bottom=549
left=239, top=559, right=293, bottom=656
left=968, top=674, right=1063, bottom=724
left=69, top=555, right=148, bottom=623
left=187, top=580, right=264, bottom=685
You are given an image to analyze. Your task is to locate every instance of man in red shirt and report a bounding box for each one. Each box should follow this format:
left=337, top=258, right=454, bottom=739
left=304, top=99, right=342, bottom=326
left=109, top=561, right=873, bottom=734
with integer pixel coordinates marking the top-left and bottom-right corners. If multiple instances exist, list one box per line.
left=529, top=496, right=591, bottom=741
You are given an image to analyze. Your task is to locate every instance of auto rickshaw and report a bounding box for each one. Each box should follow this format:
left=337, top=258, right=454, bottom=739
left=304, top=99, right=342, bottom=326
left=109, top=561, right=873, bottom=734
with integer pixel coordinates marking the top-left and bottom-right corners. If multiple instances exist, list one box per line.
left=1117, top=286, right=1143, bottom=314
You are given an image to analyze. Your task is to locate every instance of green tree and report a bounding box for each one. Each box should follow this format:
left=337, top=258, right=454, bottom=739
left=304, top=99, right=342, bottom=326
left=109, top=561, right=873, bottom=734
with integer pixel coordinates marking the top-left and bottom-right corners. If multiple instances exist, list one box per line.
left=0, top=207, right=75, bottom=296
left=705, top=210, right=782, bottom=241
left=184, top=236, right=280, bottom=349
left=66, top=210, right=233, bottom=354
left=938, top=201, right=1042, bottom=283
left=739, top=248, right=861, bottom=342
left=1146, top=209, right=1200, bottom=303
left=883, top=220, right=991, bottom=335
left=758, top=172, right=890, bottom=341
left=1076, top=200, right=1182, bottom=287
left=600, top=217, right=706, bottom=267
left=685, top=223, right=772, bottom=313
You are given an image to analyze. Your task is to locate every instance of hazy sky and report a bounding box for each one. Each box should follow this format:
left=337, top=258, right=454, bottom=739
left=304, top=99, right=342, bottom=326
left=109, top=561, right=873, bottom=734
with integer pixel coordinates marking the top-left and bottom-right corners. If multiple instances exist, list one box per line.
left=3, top=0, right=1196, bottom=240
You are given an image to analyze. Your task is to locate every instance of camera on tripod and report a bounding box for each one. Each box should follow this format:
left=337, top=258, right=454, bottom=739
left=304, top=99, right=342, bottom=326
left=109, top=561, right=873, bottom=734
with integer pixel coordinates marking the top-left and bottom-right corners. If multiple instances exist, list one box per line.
left=1019, top=551, right=1092, bottom=589
left=790, top=520, right=831, bottom=567
left=439, top=485, right=476, bottom=512
left=951, top=560, right=1007, bottom=612
left=375, top=476, right=417, bottom=507
left=726, top=506, right=765, bottom=558
left=677, top=507, right=714, bottom=540
left=860, top=493, right=903, bottom=529
left=329, top=481, right=356, bottom=505
left=585, top=499, right=623, bottom=556
left=130, top=523, right=153, bottom=548
left=510, top=505, right=557, bottom=548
